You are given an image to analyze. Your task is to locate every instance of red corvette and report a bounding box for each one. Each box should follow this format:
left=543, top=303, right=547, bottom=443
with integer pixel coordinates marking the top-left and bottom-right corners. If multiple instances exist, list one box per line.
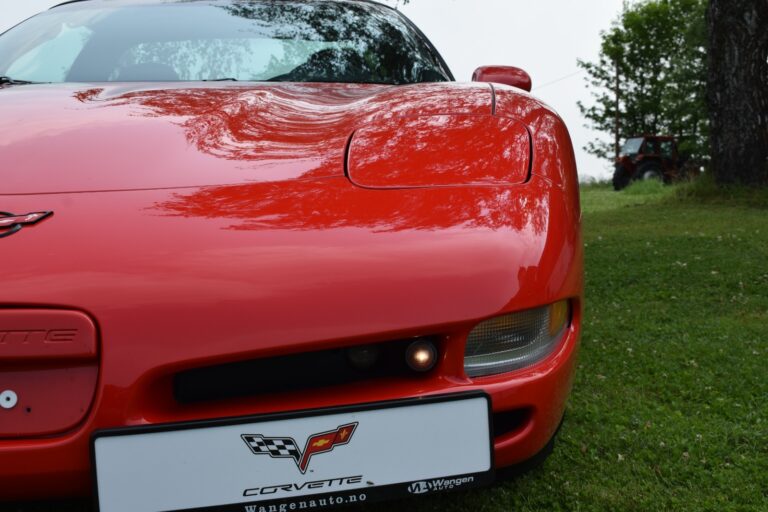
left=0, top=1, right=582, bottom=510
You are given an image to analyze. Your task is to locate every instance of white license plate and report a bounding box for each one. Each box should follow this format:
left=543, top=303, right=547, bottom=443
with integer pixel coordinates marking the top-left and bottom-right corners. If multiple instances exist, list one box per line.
left=93, top=393, right=493, bottom=512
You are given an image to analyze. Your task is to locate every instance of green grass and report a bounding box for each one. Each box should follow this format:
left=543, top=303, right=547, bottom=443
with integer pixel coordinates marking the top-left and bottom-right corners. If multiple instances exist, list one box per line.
left=574, top=179, right=672, bottom=213
left=11, top=180, right=768, bottom=512
left=361, top=179, right=768, bottom=511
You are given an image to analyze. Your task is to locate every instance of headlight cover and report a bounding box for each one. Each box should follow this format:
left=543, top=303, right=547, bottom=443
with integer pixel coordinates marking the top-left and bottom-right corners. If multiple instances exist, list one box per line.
left=347, top=114, right=531, bottom=189
left=464, top=301, right=570, bottom=378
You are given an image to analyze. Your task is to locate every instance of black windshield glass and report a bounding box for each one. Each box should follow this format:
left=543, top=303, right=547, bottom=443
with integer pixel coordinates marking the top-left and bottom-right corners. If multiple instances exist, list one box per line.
left=0, top=0, right=452, bottom=84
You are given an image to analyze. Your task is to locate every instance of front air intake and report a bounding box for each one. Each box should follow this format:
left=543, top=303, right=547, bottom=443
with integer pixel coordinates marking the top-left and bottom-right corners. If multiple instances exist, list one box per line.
left=173, top=337, right=439, bottom=404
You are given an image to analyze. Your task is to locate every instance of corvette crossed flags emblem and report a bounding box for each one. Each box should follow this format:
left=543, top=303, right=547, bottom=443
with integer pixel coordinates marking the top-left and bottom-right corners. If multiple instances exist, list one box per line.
left=0, top=211, right=53, bottom=238
left=242, top=423, right=358, bottom=474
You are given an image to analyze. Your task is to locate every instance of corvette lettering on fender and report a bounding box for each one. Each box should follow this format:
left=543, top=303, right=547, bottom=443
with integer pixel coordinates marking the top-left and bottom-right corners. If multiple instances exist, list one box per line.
left=242, top=423, right=358, bottom=474
left=0, top=330, right=79, bottom=344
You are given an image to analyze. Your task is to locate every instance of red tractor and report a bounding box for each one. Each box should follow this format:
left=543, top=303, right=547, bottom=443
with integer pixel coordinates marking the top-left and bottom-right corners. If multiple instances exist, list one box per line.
left=612, top=135, right=699, bottom=191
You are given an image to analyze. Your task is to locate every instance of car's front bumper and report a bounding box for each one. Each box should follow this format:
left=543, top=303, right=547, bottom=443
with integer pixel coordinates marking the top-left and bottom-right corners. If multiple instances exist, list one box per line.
left=1, top=173, right=582, bottom=500
left=0, top=305, right=580, bottom=500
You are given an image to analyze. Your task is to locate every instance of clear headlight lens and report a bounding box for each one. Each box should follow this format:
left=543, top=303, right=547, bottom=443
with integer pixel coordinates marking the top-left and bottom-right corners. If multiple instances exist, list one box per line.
left=464, top=301, right=571, bottom=378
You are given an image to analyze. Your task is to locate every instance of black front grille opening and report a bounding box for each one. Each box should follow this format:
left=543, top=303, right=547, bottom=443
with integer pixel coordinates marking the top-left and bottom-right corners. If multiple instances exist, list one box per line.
left=174, top=338, right=438, bottom=405
left=492, top=408, right=532, bottom=439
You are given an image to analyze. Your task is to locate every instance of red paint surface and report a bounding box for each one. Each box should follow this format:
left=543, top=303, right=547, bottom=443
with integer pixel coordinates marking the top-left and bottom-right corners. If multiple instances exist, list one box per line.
left=0, top=310, right=97, bottom=360
left=1, top=83, right=491, bottom=194
left=0, top=366, right=99, bottom=438
left=0, top=80, right=582, bottom=499
left=473, top=66, right=534, bottom=92
left=349, top=115, right=530, bottom=188
left=0, top=310, right=99, bottom=438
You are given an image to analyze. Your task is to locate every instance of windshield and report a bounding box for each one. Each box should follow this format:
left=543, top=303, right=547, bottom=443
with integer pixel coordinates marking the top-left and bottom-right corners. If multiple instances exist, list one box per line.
left=620, top=137, right=644, bottom=156
left=0, top=0, right=452, bottom=85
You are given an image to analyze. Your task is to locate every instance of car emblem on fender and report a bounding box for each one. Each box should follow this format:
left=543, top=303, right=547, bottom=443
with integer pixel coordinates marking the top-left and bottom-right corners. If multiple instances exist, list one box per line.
left=242, top=423, right=358, bottom=474
left=0, top=211, right=53, bottom=238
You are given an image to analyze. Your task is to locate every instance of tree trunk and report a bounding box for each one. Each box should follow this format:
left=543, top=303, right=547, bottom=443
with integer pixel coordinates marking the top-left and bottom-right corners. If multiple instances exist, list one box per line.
left=707, top=0, right=768, bottom=186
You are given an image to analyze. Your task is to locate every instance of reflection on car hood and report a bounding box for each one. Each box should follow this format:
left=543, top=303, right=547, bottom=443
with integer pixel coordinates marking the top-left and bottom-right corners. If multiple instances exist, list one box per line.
left=0, top=82, right=492, bottom=195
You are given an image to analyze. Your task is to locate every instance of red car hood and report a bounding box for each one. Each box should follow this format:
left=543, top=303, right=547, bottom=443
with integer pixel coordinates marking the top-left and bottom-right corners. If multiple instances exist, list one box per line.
left=1, top=81, right=579, bottom=394
left=0, top=82, right=492, bottom=194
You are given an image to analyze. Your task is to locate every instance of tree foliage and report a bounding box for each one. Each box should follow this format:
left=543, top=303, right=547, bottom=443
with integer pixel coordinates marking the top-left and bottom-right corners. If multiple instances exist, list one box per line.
left=578, top=0, right=708, bottom=161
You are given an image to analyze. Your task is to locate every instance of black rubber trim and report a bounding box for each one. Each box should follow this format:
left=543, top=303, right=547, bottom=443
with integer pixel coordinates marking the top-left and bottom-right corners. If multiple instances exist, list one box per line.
left=489, top=83, right=497, bottom=116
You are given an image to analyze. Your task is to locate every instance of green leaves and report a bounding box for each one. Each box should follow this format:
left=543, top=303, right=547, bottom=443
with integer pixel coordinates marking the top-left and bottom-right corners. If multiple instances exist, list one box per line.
left=579, top=0, right=709, bottom=161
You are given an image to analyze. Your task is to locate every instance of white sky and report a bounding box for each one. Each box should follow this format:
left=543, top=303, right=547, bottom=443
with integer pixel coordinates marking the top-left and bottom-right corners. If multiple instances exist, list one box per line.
left=1, top=0, right=624, bottom=180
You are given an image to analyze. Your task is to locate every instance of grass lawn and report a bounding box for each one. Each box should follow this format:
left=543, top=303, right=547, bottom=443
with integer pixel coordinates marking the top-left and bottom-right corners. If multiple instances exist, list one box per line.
left=8, top=181, right=767, bottom=512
